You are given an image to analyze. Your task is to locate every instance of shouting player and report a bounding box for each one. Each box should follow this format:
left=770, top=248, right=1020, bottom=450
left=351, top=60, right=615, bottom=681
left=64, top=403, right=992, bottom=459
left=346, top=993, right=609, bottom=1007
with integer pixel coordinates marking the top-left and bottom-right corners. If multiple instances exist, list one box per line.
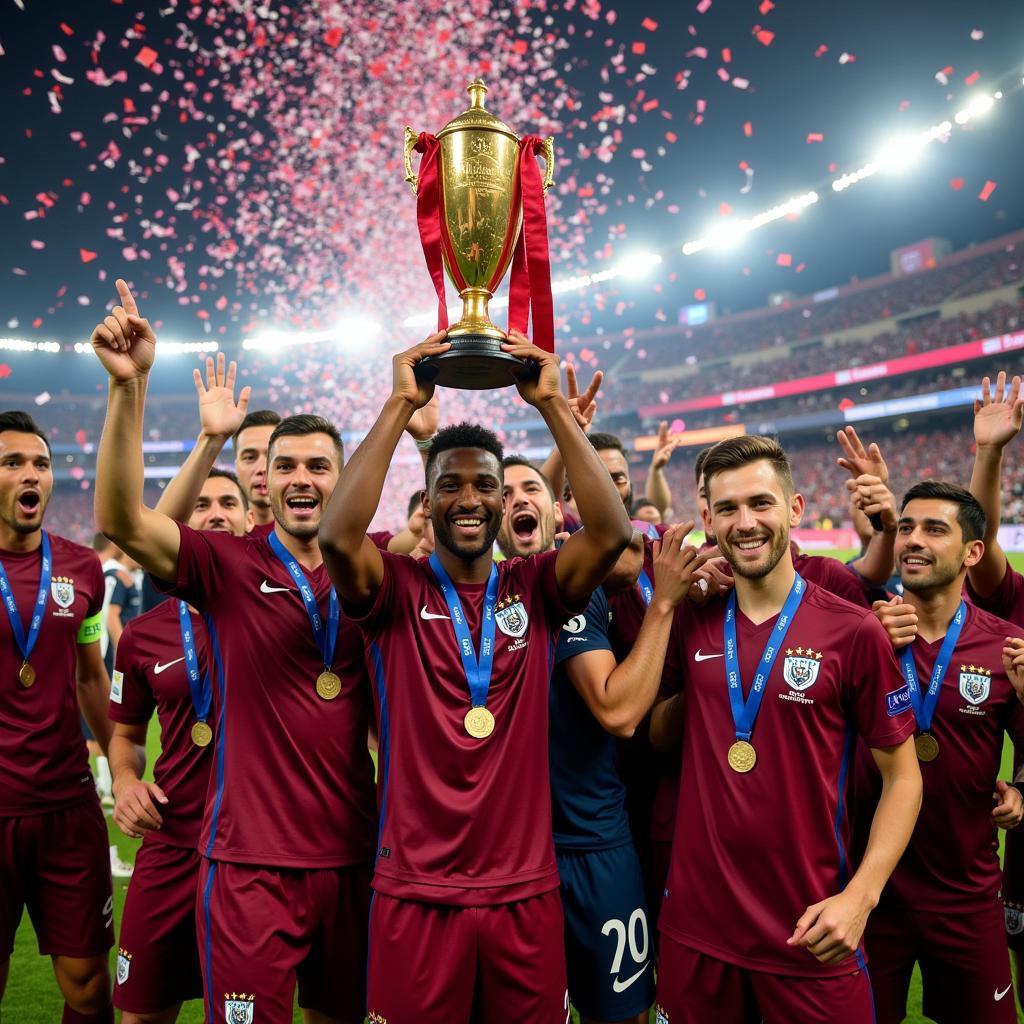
left=320, top=331, right=633, bottom=1023
left=109, top=468, right=248, bottom=1024
left=90, top=280, right=377, bottom=1024
left=649, top=434, right=922, bottom=1024
left=858, top=481, right=1024, bottom=1024
left=0, top=410, right=115, bottom=1024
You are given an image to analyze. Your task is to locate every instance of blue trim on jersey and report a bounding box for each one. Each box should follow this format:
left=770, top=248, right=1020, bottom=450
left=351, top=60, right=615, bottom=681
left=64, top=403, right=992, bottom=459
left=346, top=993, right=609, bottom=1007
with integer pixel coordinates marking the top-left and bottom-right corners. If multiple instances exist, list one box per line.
left=202, top=858, right=217, bottom=1024
left=203, top=615, right=228, bottom=859
left=833, top=724, right=856, bottom=888
left=369, top=642, right=391, bottom=858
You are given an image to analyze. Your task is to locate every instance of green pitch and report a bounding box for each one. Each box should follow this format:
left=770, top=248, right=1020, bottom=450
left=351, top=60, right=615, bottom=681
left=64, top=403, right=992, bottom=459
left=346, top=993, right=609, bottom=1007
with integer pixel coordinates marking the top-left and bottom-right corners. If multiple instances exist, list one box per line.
left=6, top=551, right=1024, bottom=1022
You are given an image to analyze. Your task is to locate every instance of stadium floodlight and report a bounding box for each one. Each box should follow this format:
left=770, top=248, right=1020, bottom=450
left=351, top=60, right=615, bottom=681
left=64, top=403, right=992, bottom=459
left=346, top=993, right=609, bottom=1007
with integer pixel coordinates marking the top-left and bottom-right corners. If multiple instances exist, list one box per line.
left=616, top=251, right=664, bottom=277
left=0, top=337, right=61, bottom=353
left=72, top=339, right=217, bottom=355
left=681, top=192, right=817, bottom=256
left=872, top=135, right=927, bottom=174
left=333, top=316, right=383, bottom=350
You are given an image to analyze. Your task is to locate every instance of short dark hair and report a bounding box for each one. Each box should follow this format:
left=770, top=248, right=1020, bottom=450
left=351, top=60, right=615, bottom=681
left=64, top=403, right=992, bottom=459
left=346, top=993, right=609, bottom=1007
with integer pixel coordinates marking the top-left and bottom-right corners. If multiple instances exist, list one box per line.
left=205, top=467, right=249, bottom=510
left=589, top=431, right=627, bottom=457
left=407, top=489, right=425, bottom=518
left=268, top=414, right=344, bottom=466
left=502, top=454, right=556, bottom=500
left=702, top=435, right=794, bottom=498
left=694, top=446, right=711, bottom=486
left=0, top=410, right=51, bottom=456
left=233, top=409, right=281, bottom=445
left=425, top=422, right=504, bottom=487
left=901, top=480, right=986, bottom=543
left=631, top=498, right=658, bottom=515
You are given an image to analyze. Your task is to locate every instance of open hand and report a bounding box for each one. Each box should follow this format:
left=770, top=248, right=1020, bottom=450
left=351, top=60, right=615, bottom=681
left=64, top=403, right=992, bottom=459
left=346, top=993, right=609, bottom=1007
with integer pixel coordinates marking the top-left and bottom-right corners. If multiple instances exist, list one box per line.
left=194, top=351, right=252, bottom=440
left=836, top=426, right=888, bottom=483
left=974, top=372, right=1023, bottom=451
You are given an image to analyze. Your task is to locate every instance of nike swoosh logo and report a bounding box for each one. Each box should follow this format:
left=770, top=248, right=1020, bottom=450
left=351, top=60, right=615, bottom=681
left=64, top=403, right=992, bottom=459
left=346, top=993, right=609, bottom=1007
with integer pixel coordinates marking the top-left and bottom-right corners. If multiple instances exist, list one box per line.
left=694, top=650, right=723, bottom=662
left=153, top=657, right=185, bottom=675
left=420, top=606, right=451, bottom=621
left=612, top=962, right=650, bottom=993
left=995, top=984, right=1013, bottom=1001
left=260, top=580, right=293, bottom=594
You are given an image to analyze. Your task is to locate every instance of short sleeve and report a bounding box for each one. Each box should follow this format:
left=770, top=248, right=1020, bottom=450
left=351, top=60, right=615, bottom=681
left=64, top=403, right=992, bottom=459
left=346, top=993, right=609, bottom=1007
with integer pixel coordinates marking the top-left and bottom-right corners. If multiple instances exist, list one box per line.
left=847, top=612, right=916, bottom=748
left=368, top=531, right=393, bottom=551
left=537, top=548, right=591, bottom=628
left=968, top=563, right=1024, bottom=622
left=107, top=622, right=155, bottom=725
left=340, top=549, right=401, bottom=634
left=152, top=522, right=229, bottom=611
left=554, top=588, right=611, bottom=666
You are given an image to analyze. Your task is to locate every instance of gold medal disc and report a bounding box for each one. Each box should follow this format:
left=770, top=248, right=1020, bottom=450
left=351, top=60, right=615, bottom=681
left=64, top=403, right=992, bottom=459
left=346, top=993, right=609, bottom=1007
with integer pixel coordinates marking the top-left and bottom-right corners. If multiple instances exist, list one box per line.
left=316, top=671, right=342, bottom=701
left=727, top=740, right=757, bottom=773
left=18, top=661, right=35, bottom=688
left=915, top=733, right=939, bottom=762
left=464, top=706, right=495, bottom=739
left=191, top=721, right=213, bottom=747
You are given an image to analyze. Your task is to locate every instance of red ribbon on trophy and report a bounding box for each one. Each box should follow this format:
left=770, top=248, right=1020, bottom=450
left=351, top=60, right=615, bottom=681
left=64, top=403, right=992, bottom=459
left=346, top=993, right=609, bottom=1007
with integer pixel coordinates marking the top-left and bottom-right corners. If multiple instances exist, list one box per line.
left=412, top=133, right=449, bottom=331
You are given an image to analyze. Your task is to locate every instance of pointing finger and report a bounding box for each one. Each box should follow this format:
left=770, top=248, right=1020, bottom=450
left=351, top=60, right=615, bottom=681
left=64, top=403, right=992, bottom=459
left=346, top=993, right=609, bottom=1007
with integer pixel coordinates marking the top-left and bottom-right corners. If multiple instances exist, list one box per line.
left=115, top=278, right=138, bottom=316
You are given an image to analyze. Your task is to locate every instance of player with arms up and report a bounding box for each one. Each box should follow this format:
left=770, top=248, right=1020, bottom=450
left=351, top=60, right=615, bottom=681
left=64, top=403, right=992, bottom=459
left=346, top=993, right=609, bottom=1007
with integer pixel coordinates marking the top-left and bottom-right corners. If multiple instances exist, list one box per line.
left=0, top=411, right=115, bottom=1024
left=320, top=330, right=633, bottom=1024
left=89, top=280, right=377, bottom=1024
left=649, top=434, right=922, bottom=1024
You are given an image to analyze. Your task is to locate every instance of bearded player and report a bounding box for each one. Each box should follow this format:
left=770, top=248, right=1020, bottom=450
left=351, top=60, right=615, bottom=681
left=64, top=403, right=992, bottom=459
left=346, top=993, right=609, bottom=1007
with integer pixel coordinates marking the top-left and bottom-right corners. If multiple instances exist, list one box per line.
left=90, top=280, right=377, bottom=1024
left=854, top=481, right=1024, bottom=1024
left=649, top=434, right=922, bottom=1024
left=0, top=411, right=115, bottom=1024
left=109, top=469, right=248, bottom=1024
left=320, top=331, right=633, bottom=1024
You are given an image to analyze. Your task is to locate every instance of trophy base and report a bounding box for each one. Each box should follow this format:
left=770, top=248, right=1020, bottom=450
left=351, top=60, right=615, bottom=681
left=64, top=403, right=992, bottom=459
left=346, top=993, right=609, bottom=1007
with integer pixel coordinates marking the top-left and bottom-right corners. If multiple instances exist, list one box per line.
left=414, top=335, right=537, bottom=390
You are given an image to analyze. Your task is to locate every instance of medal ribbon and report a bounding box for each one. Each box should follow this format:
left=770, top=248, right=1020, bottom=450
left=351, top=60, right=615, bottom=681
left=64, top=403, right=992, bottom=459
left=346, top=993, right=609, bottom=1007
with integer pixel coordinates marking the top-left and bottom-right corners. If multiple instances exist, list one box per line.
left=637, top=569, right=653, bottom=608
left=267, top=533, right=340, bottom=670
left=412, top=132, right=450, bottom=332
left=899, top=599, right=966, bottom=734
left=723, top=573, right=805, bottom=742
left=0, top=531, right=51, bottom=667
left=428, top=553, right=499, bottom=709
left=177, top=600, right=211, bottom=725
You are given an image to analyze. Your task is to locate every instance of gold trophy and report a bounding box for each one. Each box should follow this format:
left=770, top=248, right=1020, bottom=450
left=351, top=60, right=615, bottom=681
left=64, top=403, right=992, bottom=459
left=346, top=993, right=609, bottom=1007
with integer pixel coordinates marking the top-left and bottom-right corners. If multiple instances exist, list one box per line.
left=404, top=80, right=555, bottom=389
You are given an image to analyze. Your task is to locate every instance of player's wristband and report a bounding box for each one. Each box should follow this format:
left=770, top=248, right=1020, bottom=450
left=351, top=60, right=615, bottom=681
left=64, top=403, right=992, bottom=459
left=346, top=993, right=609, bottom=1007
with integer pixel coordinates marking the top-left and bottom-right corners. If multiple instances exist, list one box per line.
left=414, top=435, right=436, bottom=452
left=77, top=611, right=103, bottom=644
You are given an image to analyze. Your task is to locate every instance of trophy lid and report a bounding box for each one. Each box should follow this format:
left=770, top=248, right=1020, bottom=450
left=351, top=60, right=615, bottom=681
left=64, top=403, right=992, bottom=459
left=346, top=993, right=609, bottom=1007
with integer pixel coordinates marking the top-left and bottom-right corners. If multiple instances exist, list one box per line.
left=436, top=80, right=520, bottom=141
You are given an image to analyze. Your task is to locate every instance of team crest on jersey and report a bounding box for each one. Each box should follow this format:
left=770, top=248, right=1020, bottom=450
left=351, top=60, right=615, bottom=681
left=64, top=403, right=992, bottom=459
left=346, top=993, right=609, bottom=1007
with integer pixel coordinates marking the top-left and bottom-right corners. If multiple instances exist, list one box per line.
left=224, top=993, right=254, bottom=1024
left=654, top=1005, right=670, bottom=1024
left=959, top=664, right=991, bottom=705
left=51, top=575, right=75, bottom=615
left=782, top=647, right=822, bottom=691
left=115, top=948, right=131, bottom=985
left=1006, top=903, right=1024, bottom=935
left=495, top=593, right=529, bottom=638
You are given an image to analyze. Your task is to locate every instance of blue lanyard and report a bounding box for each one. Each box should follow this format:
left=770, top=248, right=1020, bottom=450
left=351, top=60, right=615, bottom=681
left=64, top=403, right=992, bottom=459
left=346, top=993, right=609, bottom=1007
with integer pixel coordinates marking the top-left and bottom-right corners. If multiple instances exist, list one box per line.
left=177, top=601, right=211, bottom=724
left=723, top=573, right=805, bottom=742
left=267, top=532, right=339, bottom=669
left=428, top=553, right=499, bottom=709
left=0, top=531, right=51, bottom=665
left=899, top=600, right=966, bottom=733
left=637, top=569, right=653, bottom=608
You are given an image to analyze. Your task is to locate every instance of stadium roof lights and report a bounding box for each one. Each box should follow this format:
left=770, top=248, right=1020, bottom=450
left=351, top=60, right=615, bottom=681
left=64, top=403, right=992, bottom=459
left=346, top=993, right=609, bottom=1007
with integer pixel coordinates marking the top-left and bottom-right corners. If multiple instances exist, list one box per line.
left=72, top=340, right=218, bottom=355
left=241, top=315, right=382, bottom=351
left=0, top=337, right=61, bottom=353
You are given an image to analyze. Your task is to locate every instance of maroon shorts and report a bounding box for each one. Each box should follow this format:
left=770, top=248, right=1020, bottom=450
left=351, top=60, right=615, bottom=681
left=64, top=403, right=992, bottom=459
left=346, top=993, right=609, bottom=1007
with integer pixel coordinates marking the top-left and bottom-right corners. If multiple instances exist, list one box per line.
left=366, top=889, right=568, bottom=1024
left=197, top=858, right=371, bottom=1024
left=0, top=800, right=113, bottom=960
left=114, top=840, right=202, bottom=1013
left=655, top=931, right=875, bottom=1024
left=865, top=902, right=1015, bottom=1024
left=646, top=838, right=672, bottom=931
left=1003, top=825, right=1024, bottom=952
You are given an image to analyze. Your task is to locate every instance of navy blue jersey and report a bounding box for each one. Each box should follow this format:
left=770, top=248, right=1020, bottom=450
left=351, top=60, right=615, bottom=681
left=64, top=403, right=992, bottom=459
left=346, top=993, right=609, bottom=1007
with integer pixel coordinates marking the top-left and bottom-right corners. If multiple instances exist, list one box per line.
left=550, top=587, right=633, bottom=851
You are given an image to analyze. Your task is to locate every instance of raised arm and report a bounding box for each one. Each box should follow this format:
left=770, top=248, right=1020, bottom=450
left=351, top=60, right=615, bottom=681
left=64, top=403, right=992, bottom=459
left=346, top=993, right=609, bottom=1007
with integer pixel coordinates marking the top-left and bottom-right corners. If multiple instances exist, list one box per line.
left=645, top=421, right=680, bottom=517
left=92, top=279, right=182, bottom=582
left=969, top=372, right=1023, bottom=597
left=320, top=333, right=450, bottom=605
left=502, top=333, right=631, bottom=604
left=155, top=353, right=250, bottom=522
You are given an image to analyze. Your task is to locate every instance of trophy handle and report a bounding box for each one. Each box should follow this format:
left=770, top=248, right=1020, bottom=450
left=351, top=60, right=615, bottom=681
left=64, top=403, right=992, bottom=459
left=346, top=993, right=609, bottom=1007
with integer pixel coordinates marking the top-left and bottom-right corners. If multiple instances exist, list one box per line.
left=539, top=136, right=556, bottom=192
left=403, top=126, right=420, bottom=195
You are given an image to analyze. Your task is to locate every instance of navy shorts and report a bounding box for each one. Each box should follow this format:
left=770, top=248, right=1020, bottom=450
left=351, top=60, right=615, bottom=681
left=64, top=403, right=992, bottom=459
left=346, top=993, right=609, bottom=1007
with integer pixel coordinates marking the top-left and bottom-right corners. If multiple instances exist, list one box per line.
left=557, top=842, right=655, bottom=1021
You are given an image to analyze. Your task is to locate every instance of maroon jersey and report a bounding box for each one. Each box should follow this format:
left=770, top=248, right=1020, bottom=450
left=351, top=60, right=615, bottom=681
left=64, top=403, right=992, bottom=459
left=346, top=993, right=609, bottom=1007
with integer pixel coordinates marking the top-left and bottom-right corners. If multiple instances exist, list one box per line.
left=0, top=534, right=104, bottom=815
left=108, top=600, right=212, bottom=848
left=251, top=521, right=391, bottom=549
left=968, top=561, right=1024, bottom=628
left=659, top=580, right=914, bottom=976
left=249, top=520, right=274, bottom=538
left=793, top=550, right=872, bottom=609
left=158, top=524, right=376, bottom=868
left=851, top=603, right=1024, bottom=911
left=348, top=548, right=584, bottom=906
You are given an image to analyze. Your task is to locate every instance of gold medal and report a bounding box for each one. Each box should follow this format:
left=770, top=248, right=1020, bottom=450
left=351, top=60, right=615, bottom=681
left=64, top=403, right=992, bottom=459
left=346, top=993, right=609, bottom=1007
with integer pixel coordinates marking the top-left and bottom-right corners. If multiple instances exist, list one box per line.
left=464, top=706, right=495, bottom=739
left=316, top=670, right=341, bottom=701
left=727, top=739, right=757, bottom=773
left=191, top=721, right=213, bottom=747
left=915, top=733, right=939, bottom=762
left=18, top=661, right=35, bottom=688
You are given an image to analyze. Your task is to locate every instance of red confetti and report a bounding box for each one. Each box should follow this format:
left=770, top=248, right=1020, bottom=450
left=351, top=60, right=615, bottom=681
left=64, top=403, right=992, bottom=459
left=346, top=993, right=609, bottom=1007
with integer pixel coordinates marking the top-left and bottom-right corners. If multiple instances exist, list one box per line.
left=950, top=177, right=965, bottom=191
left=694, top=288, right=706, bottom=300
left=743, top=121, right=753, bottom=137
left=815, top=44, right=829, bottom=58
left=776, top=252, right=792, bottom=267
left=978, top=180, right=997, bottom=201
left=513, top=39, right=528, bottom=55
left=641, top=17, right=658, bottom=31
left=759, top=0, right=775, bottom=12
left=721, top=48, right=732, bottom=63
left=135, top=46, right=159, bottom=69
left=965, top=70, right=981, bottom=86
left=79, top=248, right=98, bottom=263
left=0, top=366, right=10, bottom=380
left=631, top=41, right=646, bottom=55
left=805, top=132, right=824, bottom=144
left=719, top=202, right=732, bottom=216
left=755, top=29, right=775, bottom=47
left=59, top=22, right=74, bottom=36
left=323, top=27, right=343, bottom=47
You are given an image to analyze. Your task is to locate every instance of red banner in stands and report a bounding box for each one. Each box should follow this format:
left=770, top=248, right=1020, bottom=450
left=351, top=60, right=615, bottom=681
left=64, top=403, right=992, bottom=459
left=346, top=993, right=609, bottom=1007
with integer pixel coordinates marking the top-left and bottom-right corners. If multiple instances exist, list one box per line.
left=639, top=330, right=1024, bottom=419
